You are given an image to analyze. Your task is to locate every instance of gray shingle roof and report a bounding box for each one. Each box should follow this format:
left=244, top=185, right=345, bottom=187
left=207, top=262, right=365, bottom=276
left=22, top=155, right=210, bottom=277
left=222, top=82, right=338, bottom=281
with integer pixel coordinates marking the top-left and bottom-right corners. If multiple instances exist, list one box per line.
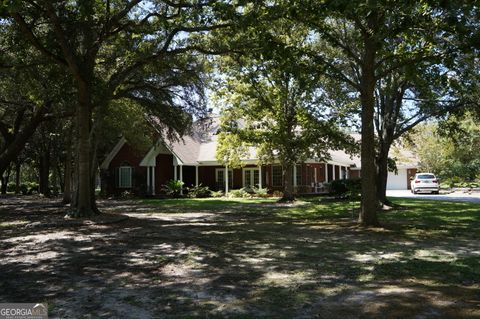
left=161, top=117, right=416, bottom=168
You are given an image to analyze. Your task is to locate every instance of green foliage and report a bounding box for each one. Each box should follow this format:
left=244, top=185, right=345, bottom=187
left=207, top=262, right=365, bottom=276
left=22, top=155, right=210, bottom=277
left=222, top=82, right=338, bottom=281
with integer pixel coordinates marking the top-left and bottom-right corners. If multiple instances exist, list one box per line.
left=211, top=190, right=224, bottom=198
left=162, top=180, right=184, bottom=198
left=227, top=188, right=251, bottom=198
left=409, top=115, right=480, bottom=182
left=328, top=179, right=361, bottom=198
left=187, top=184, right=212, bottom=198
left=213, top=17, right=356, bottom=199
left=120, top=190, right=134, bottom=199
left=23, top=182, right=38, bottom=195
left=253, top=186, right=269, bottom=198
left=272, top=190, right=284, bottom=198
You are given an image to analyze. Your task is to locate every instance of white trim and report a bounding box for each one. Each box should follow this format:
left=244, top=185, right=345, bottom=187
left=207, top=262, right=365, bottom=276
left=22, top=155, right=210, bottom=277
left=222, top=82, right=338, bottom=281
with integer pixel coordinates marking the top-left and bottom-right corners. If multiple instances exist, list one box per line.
left=118, top=166, right=133, bottom=188
left=225, top=166, right=229, bottom=193
left=173, top=156, right=183, bottom=166
left=100, top=137, right=126, bottom=169
left=293, top=165, right=297, bottom=188
left=259, top=166, right=262, bottom=188
left=139, top=142, right=171, bottom=167
left=179, top=164, right=184, bottom=195
left=140, top=139, right=186, bottom=167
left=151, top=167, right=156, bottom=195
left=147, top=166, right=150, bottom=191
left=215, top=168, right=232, bottom=191
left=242, top=167, right=260, bottom=188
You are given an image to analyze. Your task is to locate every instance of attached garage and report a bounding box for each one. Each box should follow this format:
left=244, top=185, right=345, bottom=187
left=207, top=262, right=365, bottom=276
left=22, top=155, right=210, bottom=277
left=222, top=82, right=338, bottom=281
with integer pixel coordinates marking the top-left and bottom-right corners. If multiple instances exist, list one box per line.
left=387, top=168, right=408, bottom=190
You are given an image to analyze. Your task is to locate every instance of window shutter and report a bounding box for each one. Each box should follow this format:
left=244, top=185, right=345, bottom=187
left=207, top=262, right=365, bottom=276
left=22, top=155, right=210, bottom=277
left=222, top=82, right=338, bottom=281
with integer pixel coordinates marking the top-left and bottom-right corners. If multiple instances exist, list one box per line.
left=114, top=168, right=119, bottom=188
left=131, top=167, right=135, bottom=187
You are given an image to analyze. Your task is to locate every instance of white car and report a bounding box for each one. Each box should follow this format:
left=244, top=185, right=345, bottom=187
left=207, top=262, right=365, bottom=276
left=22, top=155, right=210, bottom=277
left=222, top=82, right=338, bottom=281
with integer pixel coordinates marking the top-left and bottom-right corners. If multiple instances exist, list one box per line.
left=410, top=173, right=440, bottom=194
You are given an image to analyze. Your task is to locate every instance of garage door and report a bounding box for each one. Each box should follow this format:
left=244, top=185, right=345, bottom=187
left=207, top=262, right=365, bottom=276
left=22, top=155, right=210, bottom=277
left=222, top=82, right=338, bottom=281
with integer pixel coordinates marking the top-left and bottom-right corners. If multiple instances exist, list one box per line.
left=387, top=169, right=407, bottom=190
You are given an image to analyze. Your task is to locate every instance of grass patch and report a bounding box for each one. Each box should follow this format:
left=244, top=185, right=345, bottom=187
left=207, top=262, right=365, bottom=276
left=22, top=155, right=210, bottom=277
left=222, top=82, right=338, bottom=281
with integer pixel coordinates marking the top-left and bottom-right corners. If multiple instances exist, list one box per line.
left=140, top=197, right=277, bottom=211
left=2, top=195, right=479, bottom=318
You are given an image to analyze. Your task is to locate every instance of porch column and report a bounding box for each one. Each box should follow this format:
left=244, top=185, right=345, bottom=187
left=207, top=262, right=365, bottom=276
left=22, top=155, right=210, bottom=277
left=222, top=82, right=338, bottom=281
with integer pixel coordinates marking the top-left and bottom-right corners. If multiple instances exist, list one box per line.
left=173, top=164, right=177, bottom=180
left=346, top=167, right=350, bottom=179
left=151, top=167, right=155, bottom=195
left=195, top=166, right=199, bottom=186
left=225, top=166, right=229, bottom=193
left=324, top=163, right=328, bottom=182
left=179, top=164, right=183, bottom=195
left=258, top=165, right=262, bottom=188
left=293, top=164, right=297, bottom=191
left=333, top=165, right=336, bottom=180
left=147, top=166, right=150, bottom=193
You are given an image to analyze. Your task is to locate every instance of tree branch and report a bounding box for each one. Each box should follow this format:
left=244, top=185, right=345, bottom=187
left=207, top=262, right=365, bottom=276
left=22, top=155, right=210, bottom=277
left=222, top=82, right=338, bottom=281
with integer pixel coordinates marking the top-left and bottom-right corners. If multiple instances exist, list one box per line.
left=10, top=12, right=67, bottom=66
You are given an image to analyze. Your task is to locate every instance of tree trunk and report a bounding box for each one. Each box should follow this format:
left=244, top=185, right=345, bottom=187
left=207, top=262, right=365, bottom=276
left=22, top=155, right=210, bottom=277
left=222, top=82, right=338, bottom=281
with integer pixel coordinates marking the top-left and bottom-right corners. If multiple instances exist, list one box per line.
left=56, top=162, right=64, bottom=195
left=280, top=163, right=295, bottom=202
left=14, top=161, right=21, bottom=194
left=89, top=135, right=101, bottom=214
left=70, top=83, right=96, bottom=217
left=1, top=165, right=11, bottom=194
left=358, top=16, right=380, bottom=227
left=38, top=152, right=51, bottom=197
left=62, top=131, right=73, bottom=204
left=376, top=143, right=391, bottom=206
left=51, top=159, right=59, bottom=196
left=0, top=107, right=45, bottom=176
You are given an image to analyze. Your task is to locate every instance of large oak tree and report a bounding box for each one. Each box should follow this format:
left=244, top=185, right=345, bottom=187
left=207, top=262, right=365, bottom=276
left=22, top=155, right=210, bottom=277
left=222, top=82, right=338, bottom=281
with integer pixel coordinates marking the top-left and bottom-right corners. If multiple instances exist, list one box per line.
left=7, top=0, right=231, bottom=216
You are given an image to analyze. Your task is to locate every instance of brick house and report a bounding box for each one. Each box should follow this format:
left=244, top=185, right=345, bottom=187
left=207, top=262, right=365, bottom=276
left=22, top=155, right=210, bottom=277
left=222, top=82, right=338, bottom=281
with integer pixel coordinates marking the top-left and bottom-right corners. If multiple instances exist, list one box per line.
left=100, top=117, right=417, bottom=196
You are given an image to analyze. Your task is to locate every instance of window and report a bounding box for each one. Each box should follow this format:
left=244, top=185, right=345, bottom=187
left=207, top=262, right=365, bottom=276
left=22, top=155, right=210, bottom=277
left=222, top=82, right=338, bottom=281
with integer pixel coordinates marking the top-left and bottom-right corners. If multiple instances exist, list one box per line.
left=243, top=168, right=260, bottom=187
left=118, top=166, right=133, bottom=188
left=272, top=165, right=282, bottom=186
left=215, top=168, right=233, bottom=188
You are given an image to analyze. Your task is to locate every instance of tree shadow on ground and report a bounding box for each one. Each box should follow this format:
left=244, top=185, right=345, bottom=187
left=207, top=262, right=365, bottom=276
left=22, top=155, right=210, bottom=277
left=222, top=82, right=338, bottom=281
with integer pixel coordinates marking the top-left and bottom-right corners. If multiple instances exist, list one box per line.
left=0, top=196, right=479, bottom=318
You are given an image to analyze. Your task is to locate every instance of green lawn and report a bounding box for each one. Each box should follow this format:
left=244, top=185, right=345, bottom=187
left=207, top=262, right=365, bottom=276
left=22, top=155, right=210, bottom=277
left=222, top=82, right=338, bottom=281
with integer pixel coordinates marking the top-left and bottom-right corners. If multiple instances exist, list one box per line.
left=1, top=196, right=479, bottom=318
left=138, top=196, right=480, bottom=317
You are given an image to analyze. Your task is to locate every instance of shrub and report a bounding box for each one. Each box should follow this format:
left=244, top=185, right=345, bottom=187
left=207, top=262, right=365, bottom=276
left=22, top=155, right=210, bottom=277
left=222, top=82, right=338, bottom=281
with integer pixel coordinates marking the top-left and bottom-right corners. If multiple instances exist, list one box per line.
left=162, top=180, right=184, bottom=198
left=211, top=190, right=224, bottom=198
left=228, top=188, right=251, bottom=198
left=252, top=187, right=268, bottom=198
left=187, top=184, right=212, bottom=198
left=272, top=190, right=283, bottom=198
left=120, top=190, right=134, bottom=199
left=241, top=186, right=254, bottom=194
left=344, top=178, right=361, bottom=201
left=6, top=182, right=16, bottom=193
left=25, top=182, right=39, bottom=194
left=328, top=180, right=348, bottom=196
left=328, top=178, right=361, bottom=198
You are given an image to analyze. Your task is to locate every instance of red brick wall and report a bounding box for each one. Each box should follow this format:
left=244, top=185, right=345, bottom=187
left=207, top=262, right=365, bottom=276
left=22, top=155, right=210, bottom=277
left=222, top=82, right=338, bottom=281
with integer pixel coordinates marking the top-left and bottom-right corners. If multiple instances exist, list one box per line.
left=106, top=143, right=147, bottom=196
left=155, top=154, right=174, bottom=192
left=198, top=166, right=217, bottom=190
left=334, top=165, right=340, bottom=180
left=110, top=144, right=144, bottom=168
left=349, top=169, right=360, bottom=179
